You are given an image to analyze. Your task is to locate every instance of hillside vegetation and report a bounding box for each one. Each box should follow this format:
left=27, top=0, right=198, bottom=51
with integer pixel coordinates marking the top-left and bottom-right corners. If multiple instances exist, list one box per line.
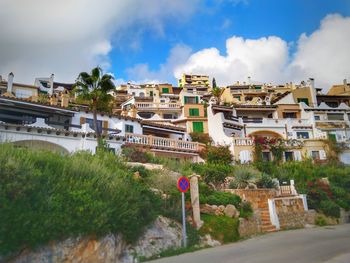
left=0, top=144, right=161, bottom=255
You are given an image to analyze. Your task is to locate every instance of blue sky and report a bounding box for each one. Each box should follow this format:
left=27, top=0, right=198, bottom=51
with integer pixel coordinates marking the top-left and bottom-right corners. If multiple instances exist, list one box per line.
left=109, top=0, right=350, bottom=84
left=0, top=0, right=349, bottom=89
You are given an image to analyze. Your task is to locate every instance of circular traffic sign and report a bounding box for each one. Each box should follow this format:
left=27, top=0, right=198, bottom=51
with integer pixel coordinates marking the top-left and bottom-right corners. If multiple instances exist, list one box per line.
left=177, top=176, right=190, bottom=193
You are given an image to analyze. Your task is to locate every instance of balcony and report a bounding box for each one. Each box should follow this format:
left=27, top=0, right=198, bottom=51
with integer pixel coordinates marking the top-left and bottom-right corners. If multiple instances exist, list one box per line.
left=232, top=137, right=254, bottom=146
left=125, top=133, right=200, bottom=153
left=135, top=102, right=181, bottom=110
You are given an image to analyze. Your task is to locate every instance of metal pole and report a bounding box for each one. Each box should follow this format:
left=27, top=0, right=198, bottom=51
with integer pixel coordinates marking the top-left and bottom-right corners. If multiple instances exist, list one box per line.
left=181, top=192, right=187, bottom=247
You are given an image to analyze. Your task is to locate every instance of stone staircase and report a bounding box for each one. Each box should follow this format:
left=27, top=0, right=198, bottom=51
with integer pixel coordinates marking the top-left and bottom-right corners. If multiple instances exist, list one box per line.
left=259, top=208, right=277, bottom=233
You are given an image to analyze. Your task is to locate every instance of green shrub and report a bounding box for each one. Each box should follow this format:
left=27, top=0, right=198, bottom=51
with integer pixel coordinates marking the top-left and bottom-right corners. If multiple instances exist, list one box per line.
left=192, top=163, right=234, bottom=185
left=122, top=145, right=157, bottom=163
left=315, top=216, right=327, bottom=226
left=207, top=145, right=232, bottom=165
left=0, top=144, right=161, bottom=255
left=230, top=166, right=260, bottom=189
left=199, top=214, right=239, bottom=243
left=201, top=191, right=241, bottom=207
left=239, top=201, right=253, bottom=219
left=319, top=200, right=340, bottom=218
left=190, top=132, right=212, bottom=145
left=256, top=173, right=277, bottom=189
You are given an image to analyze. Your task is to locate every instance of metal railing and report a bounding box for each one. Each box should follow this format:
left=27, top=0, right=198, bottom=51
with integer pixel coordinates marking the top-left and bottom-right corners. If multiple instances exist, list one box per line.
left=125, top=133, right=199, bottom=152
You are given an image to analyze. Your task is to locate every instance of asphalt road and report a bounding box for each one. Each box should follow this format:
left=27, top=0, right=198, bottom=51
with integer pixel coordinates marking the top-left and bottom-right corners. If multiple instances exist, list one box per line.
left=152, top=224, right=350, bottom=263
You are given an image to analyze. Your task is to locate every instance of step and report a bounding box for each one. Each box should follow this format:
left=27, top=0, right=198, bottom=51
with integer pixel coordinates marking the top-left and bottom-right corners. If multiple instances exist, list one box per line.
left=261, top=225, right=276, bottom=232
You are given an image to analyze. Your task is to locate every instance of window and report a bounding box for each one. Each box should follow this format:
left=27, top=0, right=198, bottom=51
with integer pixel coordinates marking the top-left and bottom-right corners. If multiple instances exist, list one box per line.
left=283, top=112, right=297, bottom=118
left=311, top=151, right=320, bottom=160
left=184, top=96, right=199, bottom=104
left=296, top=131, right=309, bottom=139
left=255, top=86, right=261, bottom=90
left=149, top=91, right=153, bottom=97
left=234, top=96, right=241, bottom=101
left=327, top=113, right=344, bottom=121
left=139, top=92, right=145, bottom=98
left=138, top=112, right=154, bottom=119
left=162, top=88, right=169, bottom=93
left=189, top=108, right=200, bottom=116
left=284, top=152, right=294, bottom=161
left=262, top=152, right=271, bottom=162
left=314, top=115, right=320, bottom=121
left=163, top=113, right=177, bottom=119
left=192, top=122, right=204, bottom=133
left=297, top=98, right=309, bottom=105
left=125, top=124, right=134, bottom=133
left=326, top=101, right=339, bottom=108
left=86, top=118, right=102, bottom=133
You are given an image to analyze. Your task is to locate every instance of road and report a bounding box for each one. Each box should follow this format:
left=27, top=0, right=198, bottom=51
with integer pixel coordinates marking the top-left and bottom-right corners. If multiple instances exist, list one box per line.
left=152, top=224, right=350, bottom=263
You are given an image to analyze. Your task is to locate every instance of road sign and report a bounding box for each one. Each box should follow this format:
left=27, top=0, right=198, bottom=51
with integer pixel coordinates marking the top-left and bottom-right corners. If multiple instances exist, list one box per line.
left=177, top=176, right=190, bottom=247
left=177, top=176, right=190, bottom=193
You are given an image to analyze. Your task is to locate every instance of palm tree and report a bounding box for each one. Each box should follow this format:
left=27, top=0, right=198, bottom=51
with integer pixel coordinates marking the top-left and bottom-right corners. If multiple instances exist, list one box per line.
left=211, top=87, right=224, bottom=104
left=73, top=67, right=115, bottom=142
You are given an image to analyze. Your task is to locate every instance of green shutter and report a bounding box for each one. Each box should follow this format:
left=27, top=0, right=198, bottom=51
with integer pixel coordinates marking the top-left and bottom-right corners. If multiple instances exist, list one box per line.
left=297, top=98, right=309, bottom=106
left=328, top=133, right=336, bottom=142
left=195, top=97, right=199, bottom=103
left=193, top=122, right=204, bottom=133
left=162, top=88, right=169, bottom=93
left=184, top=96, right=188, bottom=104
left=189, top=108, right=199, bottom=116
left=150, top=91, right=153, bottom=96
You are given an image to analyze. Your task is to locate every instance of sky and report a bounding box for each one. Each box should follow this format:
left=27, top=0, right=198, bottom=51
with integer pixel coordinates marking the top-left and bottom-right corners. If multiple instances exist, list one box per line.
left=0, top=0, right=350, bottom=91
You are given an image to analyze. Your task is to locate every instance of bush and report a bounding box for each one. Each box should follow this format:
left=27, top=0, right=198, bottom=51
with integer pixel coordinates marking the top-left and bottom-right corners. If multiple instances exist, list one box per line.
left=0, top=144, right=161, bottom=255
left=190, top=132, right=212, bottom=145
left=199, top=214, right=239, bottom=243
left=122, top=145, right=157, bottom=163
left=230, top=166, right=260, bottom=189
left=315, top=216, right=327, bottom=226
left=192, top=163, right=234, bottom=185
left=207, top=145, right=232, bottom=165
left=201, top=191, right=241, bottom=207
left=239, top=201, right=253, bottom=219
left=319, top=200, right=340, bottom=218
left=256, top=173, right=277, bottom=189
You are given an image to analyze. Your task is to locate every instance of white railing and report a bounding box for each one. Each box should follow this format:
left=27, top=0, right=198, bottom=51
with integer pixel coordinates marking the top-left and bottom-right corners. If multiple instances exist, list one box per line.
left=125, top=133, right=199, bottom=152
left=135, top=102, right=181, bottom=109
left=232, top=137, right=254, bottom=146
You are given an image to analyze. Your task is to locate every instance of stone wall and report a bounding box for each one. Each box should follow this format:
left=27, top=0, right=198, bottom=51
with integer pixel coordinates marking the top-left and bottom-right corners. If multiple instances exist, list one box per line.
left=225, top=189, right=277, bottom=210
left=274, top=197, right=308, bottom=229
left=238, top=215, right=262, bottom=238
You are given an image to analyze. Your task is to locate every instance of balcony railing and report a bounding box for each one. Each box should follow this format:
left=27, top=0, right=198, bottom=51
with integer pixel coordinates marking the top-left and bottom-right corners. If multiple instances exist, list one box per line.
left=125, top=133, right=200, bottom=152
left=135, top=102, right=181, bottom=109
left=232, top=137, right=254, bottom=146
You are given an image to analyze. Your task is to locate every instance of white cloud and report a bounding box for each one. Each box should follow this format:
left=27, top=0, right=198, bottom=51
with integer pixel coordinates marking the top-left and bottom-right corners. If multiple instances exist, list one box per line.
left=173, top=14, right=350, bottom=90
left=174, top=36, right=288, bottom=86
left=126, top=44, right=193, bottom=84
left=287, top=14, right=350, bottom=89
left=0, top=0, right=199, bottom=83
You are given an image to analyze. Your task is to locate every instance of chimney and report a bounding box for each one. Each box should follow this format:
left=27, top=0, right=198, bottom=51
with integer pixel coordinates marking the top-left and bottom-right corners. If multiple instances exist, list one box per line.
left=344, top=79, right=348, bottom=86
left=308, top=78, right=315, bottom=89
left=61, top=92, right=69, bottom=107
left=48, top=73, right=54, bottom=95
left=247, top=76, right=251, bottom=85
left=7, top=72, right=14, bottom=93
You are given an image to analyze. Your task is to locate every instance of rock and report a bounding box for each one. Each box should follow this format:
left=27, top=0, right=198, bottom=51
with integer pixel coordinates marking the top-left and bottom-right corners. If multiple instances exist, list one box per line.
left=200, top=234, right=221, bottom=247
left=224, top=204, right=239, bottom=218
left=200, top=204, right=216, bottom=215
left=4, top=216, right=182, bottom=263
left=218, top=205, right=225, bottom=211
left=214, top=209, right=224, bottom=216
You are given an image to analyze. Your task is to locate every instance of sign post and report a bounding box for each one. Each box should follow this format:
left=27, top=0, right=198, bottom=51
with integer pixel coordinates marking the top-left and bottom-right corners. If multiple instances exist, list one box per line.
left=177, top=176, right=190, bottom=247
